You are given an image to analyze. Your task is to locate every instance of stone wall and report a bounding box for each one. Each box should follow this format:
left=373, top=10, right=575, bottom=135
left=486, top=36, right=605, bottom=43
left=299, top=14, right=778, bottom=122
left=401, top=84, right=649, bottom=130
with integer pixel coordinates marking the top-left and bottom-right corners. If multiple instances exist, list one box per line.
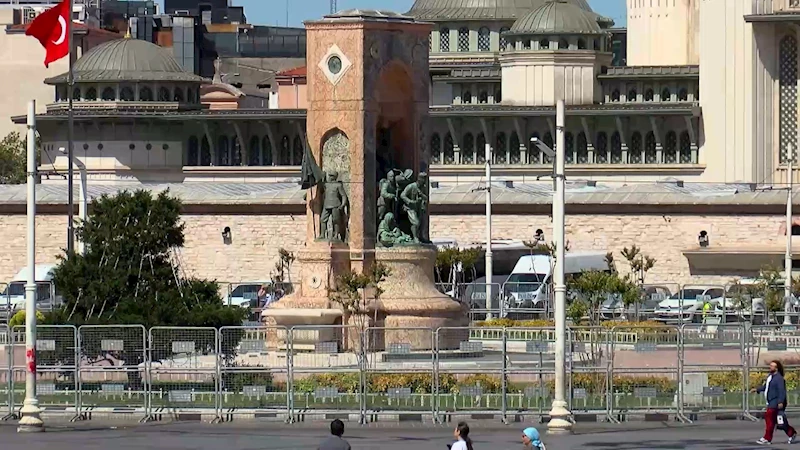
left=0, top=211, right=787, bottom=288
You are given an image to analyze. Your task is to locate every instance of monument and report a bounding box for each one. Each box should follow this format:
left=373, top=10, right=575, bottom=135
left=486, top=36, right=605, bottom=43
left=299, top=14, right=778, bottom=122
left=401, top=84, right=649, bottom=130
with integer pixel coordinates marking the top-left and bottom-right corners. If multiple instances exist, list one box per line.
left=263, top=9, right=467, bottom=350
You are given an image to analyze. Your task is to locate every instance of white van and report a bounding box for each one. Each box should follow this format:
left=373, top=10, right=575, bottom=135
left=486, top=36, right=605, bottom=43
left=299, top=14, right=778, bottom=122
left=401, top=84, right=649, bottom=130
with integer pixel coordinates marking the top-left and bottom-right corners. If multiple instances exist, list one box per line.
left=504, top=252, right=610, bottom=309
left=0, top=264, right=60, bottom=319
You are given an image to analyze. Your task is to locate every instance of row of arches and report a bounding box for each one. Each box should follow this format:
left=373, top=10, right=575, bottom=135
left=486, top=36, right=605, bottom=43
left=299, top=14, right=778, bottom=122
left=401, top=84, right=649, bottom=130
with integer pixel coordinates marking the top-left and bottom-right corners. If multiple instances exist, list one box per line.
left=185, top=134, right=304, bottom=167
left=57, top=84, right=198, bottom=103
left=431, top=130, right=696, bottom=165
left=437, top=26, right=511, bottom=53
left=610, top=87, right=693, bottom=103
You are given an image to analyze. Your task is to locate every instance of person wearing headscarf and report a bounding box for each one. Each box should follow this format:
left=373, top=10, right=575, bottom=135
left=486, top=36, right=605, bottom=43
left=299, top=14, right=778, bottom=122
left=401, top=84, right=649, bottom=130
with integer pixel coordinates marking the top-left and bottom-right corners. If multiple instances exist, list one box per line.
left=522, top=427, right=545, bottom=450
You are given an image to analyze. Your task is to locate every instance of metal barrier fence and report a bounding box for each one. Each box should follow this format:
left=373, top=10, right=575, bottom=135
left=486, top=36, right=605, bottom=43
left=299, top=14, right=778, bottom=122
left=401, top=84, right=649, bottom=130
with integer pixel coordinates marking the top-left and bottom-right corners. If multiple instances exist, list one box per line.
left=1, top=323, right=799, bottom=423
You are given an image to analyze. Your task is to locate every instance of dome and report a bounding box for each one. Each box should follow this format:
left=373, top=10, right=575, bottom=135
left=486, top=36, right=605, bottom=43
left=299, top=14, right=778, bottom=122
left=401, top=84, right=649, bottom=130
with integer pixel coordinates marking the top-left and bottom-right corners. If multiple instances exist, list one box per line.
left=407, top=0, right=594, bottom=21
left=508, top=0, right=603, bottom=35
left=45, top=38, right=205, bottom=85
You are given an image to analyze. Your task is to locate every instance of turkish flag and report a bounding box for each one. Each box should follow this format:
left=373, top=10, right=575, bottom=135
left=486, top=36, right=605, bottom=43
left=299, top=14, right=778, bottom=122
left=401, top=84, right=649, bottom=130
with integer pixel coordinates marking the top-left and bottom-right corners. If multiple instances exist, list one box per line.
left=25, top=0, right=70, bottom=67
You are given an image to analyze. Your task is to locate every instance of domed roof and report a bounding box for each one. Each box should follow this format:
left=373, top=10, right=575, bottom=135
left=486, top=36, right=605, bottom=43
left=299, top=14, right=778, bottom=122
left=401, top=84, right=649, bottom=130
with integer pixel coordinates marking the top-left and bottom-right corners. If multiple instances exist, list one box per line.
left=407, top=0, right=594, bottom=22
left=508, top=0, right=603, bottom=35
left=45, top=38, right=205, bottom=85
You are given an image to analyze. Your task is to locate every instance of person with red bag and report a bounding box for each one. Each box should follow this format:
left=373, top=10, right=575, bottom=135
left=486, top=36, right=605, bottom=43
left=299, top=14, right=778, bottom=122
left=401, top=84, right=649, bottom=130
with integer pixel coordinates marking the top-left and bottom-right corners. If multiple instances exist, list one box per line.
left=754, top=360, right=797, bottom=445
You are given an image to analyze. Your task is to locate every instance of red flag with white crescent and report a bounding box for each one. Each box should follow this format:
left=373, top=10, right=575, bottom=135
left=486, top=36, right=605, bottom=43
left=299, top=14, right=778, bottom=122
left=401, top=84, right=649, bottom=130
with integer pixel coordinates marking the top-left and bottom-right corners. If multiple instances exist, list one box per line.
left=25, top=0, right=71, bottom=68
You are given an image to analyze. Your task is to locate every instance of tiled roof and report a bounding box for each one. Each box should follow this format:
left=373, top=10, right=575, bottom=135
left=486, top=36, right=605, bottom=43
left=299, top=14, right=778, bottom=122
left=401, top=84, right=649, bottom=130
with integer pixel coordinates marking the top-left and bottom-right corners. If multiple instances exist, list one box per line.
left=276, top=66, right=307, bottom=78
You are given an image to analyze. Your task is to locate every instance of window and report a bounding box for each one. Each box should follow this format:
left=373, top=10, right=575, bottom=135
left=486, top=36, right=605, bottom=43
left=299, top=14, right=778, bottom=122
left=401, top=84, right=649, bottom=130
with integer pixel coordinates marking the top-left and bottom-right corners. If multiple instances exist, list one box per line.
left=577, top=38, right=586, bottom=50
left=509, top=132, right=520, bottom=164
left=72, top=87, right=81, bottom=101
left=611, top=90, right=620, bottom=102
left=232, top=136, right=242, bottom=166
left=577, top=132, right=588, bottom=164
left=458, top=27, right=469, bottom=52
left=187, top=88, right=195, bottom=103
left=431, top=133, right=442, bottom=164
left=678, top=88, right=688, bottom=102
left=187, top=136, right=199, bottom=166
left=565, top=132, right=574, bottom=164
left=249, top=136, right=261, bottom=166
left=780, top=34, right=798, bottom=163
left=596, top=132, right=608, bottom=163
left=611, top=131, right=622, bottom=164
left=558, top=39, right=568, bottom=50
left=628, top=89, right=637, bottom=102
left=499, top=27, right=510, bottom=51
left=280, top=135, right=290, bottom=165
left=495, top=132, right=507, bottom=164
left=462, top=132, right=475, bottom=164
left=479, top=90, right=488, bottom=104
left=644, top=88, right=654, bottom=101
left=664, top=131, right=677, bottom=163
left=139, top=86, right=153, bottom=101
left=476, top=133, right=486, bottom=164
left=593, top=39, right=600, bottom=50
left=680, top=131, right=692, bottom=163
left=629, top=132, right=642, bottom=164
left=543, top=132, right=554, bottom=164
left=478, top=27, right=490, bottom=52
left=645, top=131, right=657, bottom=163
left=174, top=87, right=184, bottom=102
left=101, top=87, right=115, bottom=101
left=529, top=132, right=541, bottom=164
left=539, top=39, right=549, bottom=50
left=444, top=133, right=455, bottom=164
left=158, top=87, right=170, bottom=101
left=494, top=87, right=501, bottom=104
left=292, top=135, right=303, bottom=165
left=120, top=86, right=134, bottom=101
left=85, top=87, right=97, bottom=101
left=262, top=136, right=273, bottom=166
left=661, top=87, right=671, bottom=102
left=440, top=27, right=450, bottom=52
left=200, top=136, right=211, bottom=166
left=463, top=90, right=472, bottom=104
left=217, top=136, right=230, bottom=166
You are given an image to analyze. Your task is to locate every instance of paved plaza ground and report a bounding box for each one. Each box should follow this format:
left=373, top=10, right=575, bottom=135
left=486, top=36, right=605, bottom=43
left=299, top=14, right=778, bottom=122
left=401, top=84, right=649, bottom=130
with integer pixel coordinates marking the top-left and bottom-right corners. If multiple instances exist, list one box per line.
left=0, top=420, right=796, bottom=449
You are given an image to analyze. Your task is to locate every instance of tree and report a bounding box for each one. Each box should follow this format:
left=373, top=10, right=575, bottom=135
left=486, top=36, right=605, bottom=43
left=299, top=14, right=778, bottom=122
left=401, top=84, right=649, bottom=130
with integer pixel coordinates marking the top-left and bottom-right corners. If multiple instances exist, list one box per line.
left=329, top=262, right=390, bottom=350
left=47, top=190, right=247, bottom=387
left=0, top=132, right=27, bottom=184
left=568, top=270, right=639, bottom=327
left=621, top=245, right=656, bottom=285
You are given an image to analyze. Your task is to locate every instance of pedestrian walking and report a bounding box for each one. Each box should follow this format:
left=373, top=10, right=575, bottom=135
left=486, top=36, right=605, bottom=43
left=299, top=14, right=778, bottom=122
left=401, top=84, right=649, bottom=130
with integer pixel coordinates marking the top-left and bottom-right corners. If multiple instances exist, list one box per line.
left=521, top=427, right=545, bottom=450
left=318, top=419, right=351, bottom=450
left=753, top=360, right=797, bottom=445
left=450, top=421, right=474, bottom=450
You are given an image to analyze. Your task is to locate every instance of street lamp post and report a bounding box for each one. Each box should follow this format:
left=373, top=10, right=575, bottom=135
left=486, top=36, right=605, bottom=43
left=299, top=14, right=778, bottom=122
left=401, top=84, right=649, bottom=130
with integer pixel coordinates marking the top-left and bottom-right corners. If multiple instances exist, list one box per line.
left=531, top=99, right=573, bottom=433
left=18, top=100, right=44, bottom=433
left=786, top=156, right=794, bottom=326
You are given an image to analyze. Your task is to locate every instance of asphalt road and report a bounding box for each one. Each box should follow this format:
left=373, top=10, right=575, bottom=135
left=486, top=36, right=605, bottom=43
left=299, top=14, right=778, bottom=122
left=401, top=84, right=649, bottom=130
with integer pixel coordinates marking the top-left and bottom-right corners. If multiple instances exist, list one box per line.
left=0, top=420, right=795, bottom=449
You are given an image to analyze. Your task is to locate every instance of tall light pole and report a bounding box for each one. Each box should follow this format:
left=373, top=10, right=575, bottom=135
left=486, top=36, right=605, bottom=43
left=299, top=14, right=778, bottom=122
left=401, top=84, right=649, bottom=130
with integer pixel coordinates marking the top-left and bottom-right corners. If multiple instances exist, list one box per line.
left=785, top=155, right=794, bottom=326
left=18, top=100, right=44, bottom=433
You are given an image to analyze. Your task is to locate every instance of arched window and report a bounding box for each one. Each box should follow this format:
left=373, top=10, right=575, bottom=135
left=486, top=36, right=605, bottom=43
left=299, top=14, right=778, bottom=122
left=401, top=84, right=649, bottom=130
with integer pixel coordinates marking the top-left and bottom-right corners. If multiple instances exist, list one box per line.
left=529, top=132, right=541, bottom=164
left=661, top=87, right=671, bottom=102
left=479, top=90, right=488, bottom=104
left=440, top=27, right=450, bottom=52
left=280, top=135, right=290, bottom=165
left=231, top=136, right=242, bottom=166
left=780, top=34, right=798, bottom=163
left=678, top=88, right=688, bottom=102
left=458, top=27, right=469, bottom=52
left=611, top=131, right=622, bottom=164
left=463, top=91, right=472, bottom=104
left=499, top=26, right=510, bottom=51
left=596, top=132, right=608, bottom=164
left=476, top=132, right=487, bottom=164
left=292, top=135, right=303, bottom=165
left=478, top=27, right=490, bottom=52
left=462, top=132, right=475, bottom=164
left=217, top=135, right=230, bottom=166
left=444, top=133, right=455, bottom=164
left=72, top=87, right=81, bottom=101
left=576, top=132, right=588, bottom=164
left=558, top=39, right=568, bottom=50
left=120, top=86, right=134, bottom=101
left=139, top=86, right=153, bottom=101
left=539, top=39, right=549, bottom=50
left=158, top=87, right=170, bottom=101
left=509, top=132, right=521, bottom=164
left=494, top=87, right=502, bottom=103
left=200, top=136, right=211, bottom=166
left=187, top=136, right=199, bottom=166
left=628, top=89, right=637, bottom=102
left=577, top=38, right=586, bottom=50
left=565, top=132, right=574, bottom=164
left=187, top=88, right=195, bottom=103
left=495, top=132, right=507, bottom=164
left=173, top=87, right=184, bottom=102
left=523, top=39, right=531, bottom=50
left=644, top=88, right=654, bottom=101
left=431, top=133, right=442, bottom=164
left=85, top=87, right=97, bottom=101
left=543, top=132, right=554, bottom=164
left=611, top=90, right=620, bottom=102
left=645, top=131, right=657, bottom=163
left=249, top=136, right=261, bottom=166
left=680, top=131, right=692, bottom=164
left=593, top=39, right=600, bottom=50
left=262, top=136, right=273, bottom=166
left=102, top=87, right=116, bottom=101
left=664, top=131, right=677, bottom=163
left=629, top=132, right=642, bottom=164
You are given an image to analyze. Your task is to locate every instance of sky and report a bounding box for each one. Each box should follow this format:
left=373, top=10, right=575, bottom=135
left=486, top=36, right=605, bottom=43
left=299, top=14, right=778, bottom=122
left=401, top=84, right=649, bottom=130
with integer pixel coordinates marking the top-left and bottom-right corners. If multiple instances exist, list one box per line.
left=158, top=0, right=627, bottom=28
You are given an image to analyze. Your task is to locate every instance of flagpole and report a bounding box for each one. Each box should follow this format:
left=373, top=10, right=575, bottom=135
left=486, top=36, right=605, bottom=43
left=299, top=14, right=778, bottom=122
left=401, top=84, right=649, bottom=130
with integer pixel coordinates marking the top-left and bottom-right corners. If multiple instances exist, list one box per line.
left=66, top=0, right=75, bottom=257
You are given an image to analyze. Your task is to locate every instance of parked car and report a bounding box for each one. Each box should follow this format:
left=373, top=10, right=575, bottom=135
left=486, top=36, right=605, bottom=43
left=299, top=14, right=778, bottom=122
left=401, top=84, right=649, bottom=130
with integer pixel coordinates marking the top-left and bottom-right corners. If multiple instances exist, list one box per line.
left=599, top=285, right=672, bottom=320
left=653, top=287, right=725, bottom=323
left=0, top=264, right=61, bottom=321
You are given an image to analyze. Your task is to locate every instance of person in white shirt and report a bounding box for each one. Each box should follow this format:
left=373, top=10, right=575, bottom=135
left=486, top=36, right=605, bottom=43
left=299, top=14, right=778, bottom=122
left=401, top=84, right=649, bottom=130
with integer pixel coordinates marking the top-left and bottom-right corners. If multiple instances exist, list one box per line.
left=451, top=421, right=474, bottom=450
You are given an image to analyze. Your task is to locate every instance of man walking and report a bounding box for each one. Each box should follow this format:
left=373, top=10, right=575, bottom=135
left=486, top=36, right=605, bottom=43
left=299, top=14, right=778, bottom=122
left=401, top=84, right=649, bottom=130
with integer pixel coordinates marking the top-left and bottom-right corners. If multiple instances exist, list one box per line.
left=318, top=419, right=351, bottom=450
left=754, top=360, right=797, bottom=445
